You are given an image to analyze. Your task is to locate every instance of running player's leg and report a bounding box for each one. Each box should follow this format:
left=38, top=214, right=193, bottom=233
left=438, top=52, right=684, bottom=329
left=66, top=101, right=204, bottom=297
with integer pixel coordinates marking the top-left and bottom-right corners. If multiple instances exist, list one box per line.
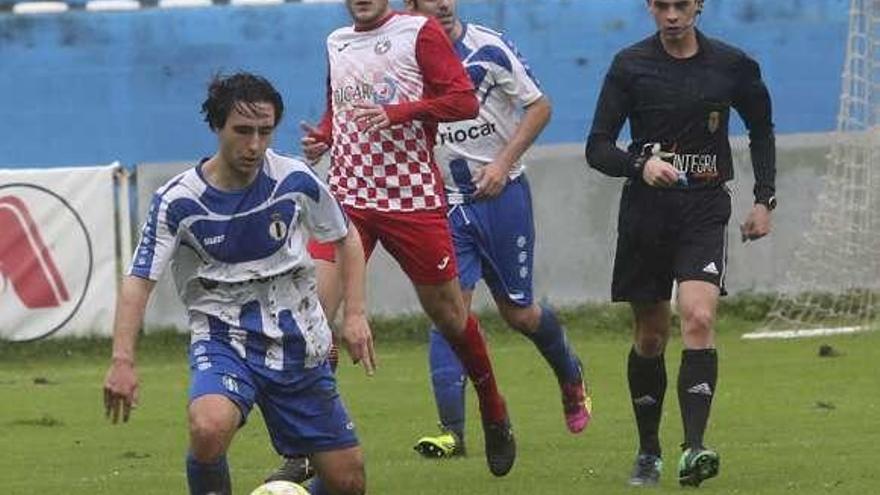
left=309, top=447, right=365, bottom=495
left=612, top=182, right=675, bottom=486
left=416, top=207, right=479, bottom=458
left=675, top=281, right=720, bottom=486
left=476, top=178, right=589, bottom=432
left=416, top=325, right=468, bottom=458
left=378, top=208, right=514, bottom=476
left=627, top=302, right=671, bottom=486
left=672, top=186, right=729, bottom=486
left=496, top=298, right=590, bottom=433
left=414, top=280, right=515, bottom=476
left=269, top=225, right=372, bottom=485
left=187, top=342, right=257, bottom=495
left=414, top=280, right=506, bottom=427
left=259, top=365, right=364, bottom=495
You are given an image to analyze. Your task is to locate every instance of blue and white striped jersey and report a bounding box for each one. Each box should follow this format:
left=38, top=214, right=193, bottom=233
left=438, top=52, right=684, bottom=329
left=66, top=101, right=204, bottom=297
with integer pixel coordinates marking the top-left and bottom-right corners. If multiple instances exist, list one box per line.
left=129, top=149, right=348, bottom=371
left=434, top=23, right=544, bottom=205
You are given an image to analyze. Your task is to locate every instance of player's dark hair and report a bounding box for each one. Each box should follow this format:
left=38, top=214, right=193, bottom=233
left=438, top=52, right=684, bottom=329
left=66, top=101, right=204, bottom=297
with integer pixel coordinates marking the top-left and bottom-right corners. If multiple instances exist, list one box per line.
left=201, top=72, right=284, bottom=131
left=646, top=0, right=705, bottom=9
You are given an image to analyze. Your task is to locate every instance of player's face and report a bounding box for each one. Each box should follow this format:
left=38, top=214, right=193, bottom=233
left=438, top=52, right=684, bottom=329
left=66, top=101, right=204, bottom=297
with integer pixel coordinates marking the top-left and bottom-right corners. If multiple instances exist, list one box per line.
left=346, top=0, right=392, bottom=26
left=410, top=0, right=458, bottom=36
left=216, top=101, right=275, bottom=178
left=648, top=0, right=701, bottom=41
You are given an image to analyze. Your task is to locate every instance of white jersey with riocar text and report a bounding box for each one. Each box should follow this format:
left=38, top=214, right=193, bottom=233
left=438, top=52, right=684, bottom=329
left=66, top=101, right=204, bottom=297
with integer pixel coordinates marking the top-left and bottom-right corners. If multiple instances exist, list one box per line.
left=434, top=23, right=543, bottom=205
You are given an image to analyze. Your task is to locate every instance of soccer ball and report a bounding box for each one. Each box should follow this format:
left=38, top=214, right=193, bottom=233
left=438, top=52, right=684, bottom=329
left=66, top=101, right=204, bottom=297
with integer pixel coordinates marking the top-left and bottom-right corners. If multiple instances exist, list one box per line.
left=249, top=480, right=311, bottom=495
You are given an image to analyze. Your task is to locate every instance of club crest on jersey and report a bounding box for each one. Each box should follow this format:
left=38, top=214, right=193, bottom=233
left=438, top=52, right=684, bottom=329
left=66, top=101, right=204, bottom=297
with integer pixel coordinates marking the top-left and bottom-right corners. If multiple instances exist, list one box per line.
left=374, top=38, right=391, bottom=55
left=373, top=76, right=398, bottom=105
left=707, top=111, right=721, bottom=133
left=269, top=213, right=288, bottom=241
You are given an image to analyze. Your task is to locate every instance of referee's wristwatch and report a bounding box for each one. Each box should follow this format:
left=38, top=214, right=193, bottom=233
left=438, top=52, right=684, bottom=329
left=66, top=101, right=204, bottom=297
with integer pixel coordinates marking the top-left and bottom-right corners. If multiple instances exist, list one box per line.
left=755, top=196, right=777, bottom=211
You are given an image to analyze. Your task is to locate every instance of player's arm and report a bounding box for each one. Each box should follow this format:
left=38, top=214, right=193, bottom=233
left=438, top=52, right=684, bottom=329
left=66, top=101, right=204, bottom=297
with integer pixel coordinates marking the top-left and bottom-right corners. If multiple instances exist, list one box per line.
left=355, top=18, right=478, bottom=131
left=104, top=191, right=177, bottom=423
left=333, top=226, right=375, bottom=375
left=585, top=55, right=637, bottom=177
left=301, top=69, right=334, bottom=163
left=476, top=36, right=551, bottom=198
left=733, top=55, right=777, bottom=242
left=585, top=55, right=678, bottom=186
left=104, top=275, right=155, bottom=424
left=476, top=96, right=551, bottom=198
left=301, top=168, right=375, bottom=374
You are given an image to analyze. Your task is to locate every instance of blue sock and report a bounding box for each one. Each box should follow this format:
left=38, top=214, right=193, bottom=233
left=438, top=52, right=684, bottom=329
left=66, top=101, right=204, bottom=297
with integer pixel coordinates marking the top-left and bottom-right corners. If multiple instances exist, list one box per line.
left=428, top=326, right=467, bottom=440
left=523, top=305, right=581, bottom=384
left=309, top=477, right=329, bottom=495
left=186, top=453, right=230, bottom=495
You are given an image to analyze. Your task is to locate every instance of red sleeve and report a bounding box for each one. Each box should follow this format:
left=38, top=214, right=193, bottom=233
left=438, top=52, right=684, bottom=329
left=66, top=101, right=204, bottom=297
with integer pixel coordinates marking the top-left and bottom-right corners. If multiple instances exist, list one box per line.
left=384, top=17, right=478, bottom=125
left=313, top=70, right=333, bottom=145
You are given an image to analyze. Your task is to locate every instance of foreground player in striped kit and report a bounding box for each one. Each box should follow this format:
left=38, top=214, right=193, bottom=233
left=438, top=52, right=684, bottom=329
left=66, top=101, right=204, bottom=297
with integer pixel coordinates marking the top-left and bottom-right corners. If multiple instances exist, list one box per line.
left=102, top=73, right=373, bottom=495
left=404, top=0, right=592, bottom=460
left=586, top=0, right=776, bottom=487
left=293, top=0, right=517, bottom=481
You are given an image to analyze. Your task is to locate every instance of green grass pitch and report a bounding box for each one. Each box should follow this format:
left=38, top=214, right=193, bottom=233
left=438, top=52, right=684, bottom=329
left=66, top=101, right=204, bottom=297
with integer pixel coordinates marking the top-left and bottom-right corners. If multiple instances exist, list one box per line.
left=1, top=309, right=878, bottom=494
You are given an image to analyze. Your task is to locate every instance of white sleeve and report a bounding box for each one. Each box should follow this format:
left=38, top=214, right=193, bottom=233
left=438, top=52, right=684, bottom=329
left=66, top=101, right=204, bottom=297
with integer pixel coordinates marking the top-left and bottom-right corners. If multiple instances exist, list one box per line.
left=299, top=168, right=349, bottom=243
left=495, top=34, right=544, bottom=108
left=128, top=191, right=179, bottom=281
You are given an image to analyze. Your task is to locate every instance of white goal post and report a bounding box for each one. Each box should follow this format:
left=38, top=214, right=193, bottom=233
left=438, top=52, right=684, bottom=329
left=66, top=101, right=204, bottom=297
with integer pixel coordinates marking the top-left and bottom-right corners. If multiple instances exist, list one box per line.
left=744, top=0, right=880, bottom=340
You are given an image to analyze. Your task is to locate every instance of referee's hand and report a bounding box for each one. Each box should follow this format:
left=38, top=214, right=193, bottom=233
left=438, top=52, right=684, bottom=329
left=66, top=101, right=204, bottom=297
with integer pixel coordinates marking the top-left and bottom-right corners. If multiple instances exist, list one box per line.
left=740, top=204, right=772, bottom=243
left=642, top=157, right=680, bottom=187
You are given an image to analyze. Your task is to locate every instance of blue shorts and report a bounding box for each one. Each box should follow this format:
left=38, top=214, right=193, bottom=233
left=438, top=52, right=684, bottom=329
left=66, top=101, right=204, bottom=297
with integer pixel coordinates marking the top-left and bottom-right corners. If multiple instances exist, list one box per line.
left=188, top=339, right=358, bottom=456
left=448, top=176, right=535, bottom=307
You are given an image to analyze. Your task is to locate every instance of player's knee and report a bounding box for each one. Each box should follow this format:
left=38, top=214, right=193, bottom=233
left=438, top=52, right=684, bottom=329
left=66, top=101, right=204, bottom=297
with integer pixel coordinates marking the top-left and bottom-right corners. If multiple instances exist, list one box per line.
left=430, top=305, right=468, bottom=336
left=322, top=466, right=366, bottom=495
left=634, top=320, right=669, bottom=357
left=501, top=304, right=540, bottom=334
left=188, top=413, right=233, bottom=461
left=634, top=334, right=666, bottom=357
left=681, top=306, right=715, bottom=336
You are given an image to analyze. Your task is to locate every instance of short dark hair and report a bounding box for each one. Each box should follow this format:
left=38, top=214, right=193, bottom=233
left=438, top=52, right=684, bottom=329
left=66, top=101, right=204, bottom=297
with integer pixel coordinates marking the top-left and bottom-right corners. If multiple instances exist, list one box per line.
left=201, top=72, right=284, bottom=131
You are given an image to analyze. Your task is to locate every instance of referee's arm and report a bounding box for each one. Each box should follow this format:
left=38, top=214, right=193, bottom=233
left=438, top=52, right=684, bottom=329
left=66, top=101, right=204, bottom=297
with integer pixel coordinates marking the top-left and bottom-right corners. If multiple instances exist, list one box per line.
left=733, top=56, right=777, bottom=203
left=585, top=57, right=638, bottom=178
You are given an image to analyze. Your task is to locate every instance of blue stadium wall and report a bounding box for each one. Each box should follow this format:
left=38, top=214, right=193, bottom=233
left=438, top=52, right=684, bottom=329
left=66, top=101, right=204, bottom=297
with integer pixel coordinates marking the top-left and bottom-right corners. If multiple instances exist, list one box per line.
left=0, top=0, right=849, bottom=168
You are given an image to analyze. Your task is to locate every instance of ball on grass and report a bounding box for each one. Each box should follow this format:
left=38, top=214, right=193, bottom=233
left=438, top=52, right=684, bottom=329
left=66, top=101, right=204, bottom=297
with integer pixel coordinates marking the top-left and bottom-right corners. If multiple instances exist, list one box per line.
left=250, top=480, right=311, bottom=495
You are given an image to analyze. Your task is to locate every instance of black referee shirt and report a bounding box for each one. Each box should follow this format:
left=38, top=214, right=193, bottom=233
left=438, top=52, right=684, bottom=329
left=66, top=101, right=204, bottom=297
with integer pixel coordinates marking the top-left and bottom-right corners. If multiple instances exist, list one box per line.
left=585, top=30, right=776, bottom=202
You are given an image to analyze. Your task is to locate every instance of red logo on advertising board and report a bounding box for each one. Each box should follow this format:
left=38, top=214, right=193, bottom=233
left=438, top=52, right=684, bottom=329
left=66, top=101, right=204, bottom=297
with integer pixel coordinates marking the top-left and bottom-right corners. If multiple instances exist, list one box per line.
left=0, top=184, right=92, bottom=341
left=0, top=196, right=70, bottom=308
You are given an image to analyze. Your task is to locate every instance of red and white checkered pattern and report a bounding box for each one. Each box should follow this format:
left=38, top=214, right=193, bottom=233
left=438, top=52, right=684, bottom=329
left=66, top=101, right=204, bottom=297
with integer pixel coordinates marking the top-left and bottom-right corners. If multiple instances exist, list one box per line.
left=328, top=111, right=442, bottom=212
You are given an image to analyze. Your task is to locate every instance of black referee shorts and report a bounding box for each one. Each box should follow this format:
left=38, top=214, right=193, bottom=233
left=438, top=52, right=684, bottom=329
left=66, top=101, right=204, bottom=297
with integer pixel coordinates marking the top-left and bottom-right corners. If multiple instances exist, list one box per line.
left=611, top=181, right=731, bottom=303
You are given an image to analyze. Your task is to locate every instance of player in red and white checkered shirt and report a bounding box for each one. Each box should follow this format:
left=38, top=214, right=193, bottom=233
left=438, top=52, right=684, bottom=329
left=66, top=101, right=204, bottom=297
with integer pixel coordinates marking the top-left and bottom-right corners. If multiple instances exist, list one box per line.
left=296, top=0, right=517, bottom=482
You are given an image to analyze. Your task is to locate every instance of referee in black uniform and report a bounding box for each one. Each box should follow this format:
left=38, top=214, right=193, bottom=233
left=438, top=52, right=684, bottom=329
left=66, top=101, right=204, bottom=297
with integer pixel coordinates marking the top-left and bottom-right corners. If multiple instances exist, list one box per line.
left=585, top=0, right=775, bottom=487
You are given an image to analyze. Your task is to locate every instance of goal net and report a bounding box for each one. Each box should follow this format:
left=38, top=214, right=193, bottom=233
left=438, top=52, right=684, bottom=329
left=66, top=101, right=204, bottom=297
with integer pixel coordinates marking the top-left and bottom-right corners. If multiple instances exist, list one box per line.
left=746, top=0, right=880, bottom=339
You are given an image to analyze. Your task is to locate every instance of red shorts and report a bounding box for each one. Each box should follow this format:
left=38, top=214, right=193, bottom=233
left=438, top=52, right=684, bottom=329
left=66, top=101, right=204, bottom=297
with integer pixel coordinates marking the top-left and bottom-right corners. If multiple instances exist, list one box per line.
left=308, top=206, right=457, bottom=285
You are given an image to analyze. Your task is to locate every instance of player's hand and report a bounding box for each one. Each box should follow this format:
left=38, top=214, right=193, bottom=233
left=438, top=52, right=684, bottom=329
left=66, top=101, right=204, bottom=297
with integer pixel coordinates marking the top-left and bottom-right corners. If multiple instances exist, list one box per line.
left=340, top=312, right=376, bottom=376
left=352, top=102, right=391, bottom=133
left=103, top=357, right=139, bottom=424
left=473, top=162, right=508, bottom=199
left=300, top=121, right=330, bottom=164
left=740, top=203, right=772, bottom=242
left=642, top=157, right=680, bottom=187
